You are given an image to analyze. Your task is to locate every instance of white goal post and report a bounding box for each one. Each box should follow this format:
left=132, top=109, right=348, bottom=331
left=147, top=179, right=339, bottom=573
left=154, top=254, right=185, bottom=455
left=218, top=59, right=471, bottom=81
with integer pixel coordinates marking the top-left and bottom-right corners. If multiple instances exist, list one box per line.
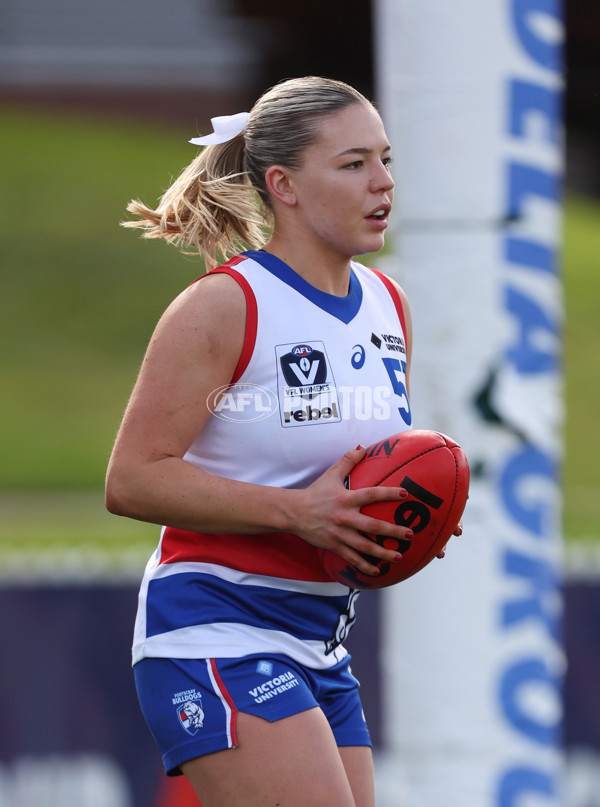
left=373, top=2, right=565, bottom=804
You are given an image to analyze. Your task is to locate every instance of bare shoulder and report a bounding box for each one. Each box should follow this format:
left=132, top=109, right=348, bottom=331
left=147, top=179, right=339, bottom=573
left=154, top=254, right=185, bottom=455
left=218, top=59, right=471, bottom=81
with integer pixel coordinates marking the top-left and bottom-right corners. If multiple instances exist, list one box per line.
left=164, top=270, right=247, bottom=330
left=114, top=270, right=249, bottom=461
left=151, top=270, right=247, bottom=366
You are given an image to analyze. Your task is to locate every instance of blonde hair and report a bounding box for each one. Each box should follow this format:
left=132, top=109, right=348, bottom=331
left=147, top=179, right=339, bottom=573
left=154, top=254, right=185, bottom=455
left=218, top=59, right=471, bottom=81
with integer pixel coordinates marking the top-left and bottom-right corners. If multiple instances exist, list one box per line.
left=123, top=76, right=371, bottom=270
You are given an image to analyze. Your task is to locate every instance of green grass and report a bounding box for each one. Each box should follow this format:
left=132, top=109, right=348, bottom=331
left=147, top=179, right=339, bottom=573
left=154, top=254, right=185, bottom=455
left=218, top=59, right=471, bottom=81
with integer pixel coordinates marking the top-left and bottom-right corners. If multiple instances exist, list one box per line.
left=0, top=107, right=201, bottom=557
left=0, top=106, right=598, bottom=557
left=0, top=107, right=200, bottom=493
left=562, top=194, right=600, bottom=539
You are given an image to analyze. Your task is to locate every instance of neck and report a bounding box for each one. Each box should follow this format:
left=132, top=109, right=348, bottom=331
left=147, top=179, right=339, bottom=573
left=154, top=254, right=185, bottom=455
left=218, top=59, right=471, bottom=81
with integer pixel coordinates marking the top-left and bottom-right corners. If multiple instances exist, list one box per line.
left=263, top=233, right=352, bottom=297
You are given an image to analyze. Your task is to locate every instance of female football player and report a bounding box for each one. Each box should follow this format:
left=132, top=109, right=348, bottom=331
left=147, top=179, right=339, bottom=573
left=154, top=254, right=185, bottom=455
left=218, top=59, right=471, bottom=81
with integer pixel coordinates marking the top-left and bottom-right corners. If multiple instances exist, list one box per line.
left=106, top=76, right=447, bottom=806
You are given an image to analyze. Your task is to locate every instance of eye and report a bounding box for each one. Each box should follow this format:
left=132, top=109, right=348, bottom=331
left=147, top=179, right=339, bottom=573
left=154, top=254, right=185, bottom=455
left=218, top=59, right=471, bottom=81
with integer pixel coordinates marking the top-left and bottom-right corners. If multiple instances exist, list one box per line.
left=343, top=160, right=364, bottom=170
left=382, top=157, right=393, bottom=170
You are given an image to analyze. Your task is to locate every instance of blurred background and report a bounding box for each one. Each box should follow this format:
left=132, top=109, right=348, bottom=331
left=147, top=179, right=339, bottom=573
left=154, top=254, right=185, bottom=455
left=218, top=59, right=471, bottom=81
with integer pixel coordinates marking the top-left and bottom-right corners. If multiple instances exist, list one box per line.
left=0, top=1, right=598, bottom=805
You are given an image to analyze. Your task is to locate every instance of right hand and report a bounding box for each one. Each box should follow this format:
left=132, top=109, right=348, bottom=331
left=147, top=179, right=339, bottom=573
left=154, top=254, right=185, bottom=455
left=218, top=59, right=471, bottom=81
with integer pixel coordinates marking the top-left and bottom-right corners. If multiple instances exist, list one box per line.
left=293, top=444, right=413, bottom=577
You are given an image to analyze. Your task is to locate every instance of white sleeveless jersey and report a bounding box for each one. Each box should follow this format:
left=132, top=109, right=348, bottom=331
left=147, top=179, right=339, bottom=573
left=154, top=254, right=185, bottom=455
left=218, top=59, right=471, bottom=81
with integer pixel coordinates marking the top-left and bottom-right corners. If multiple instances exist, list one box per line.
left=132, top=250, right=412, bottom=668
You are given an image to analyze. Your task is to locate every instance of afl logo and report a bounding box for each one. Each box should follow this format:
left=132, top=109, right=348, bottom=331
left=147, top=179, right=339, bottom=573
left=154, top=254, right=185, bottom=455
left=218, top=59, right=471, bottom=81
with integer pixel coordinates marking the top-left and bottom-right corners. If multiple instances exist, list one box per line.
left=292, top=345, right=313, bottom=357
left=208, top=383, right=278, bottom=422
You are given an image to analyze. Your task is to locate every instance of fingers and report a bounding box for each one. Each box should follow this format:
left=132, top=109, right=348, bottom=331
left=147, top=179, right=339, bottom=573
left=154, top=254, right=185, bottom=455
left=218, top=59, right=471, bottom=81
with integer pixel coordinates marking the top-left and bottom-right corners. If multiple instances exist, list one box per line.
left=327, top=446, right=413, bottom=501
left=332, top=506, right=413, bottom=575
left=349, top=484, right=409, bottom=506
left=436, top=521, right=464, bottom=560
left=306, top=447, right=420, bottom=576
left=328, top=469, right=412, bottom=575
left=330, top=526, right=407, bottom=576
left=328, top=445, right=365, bottom=486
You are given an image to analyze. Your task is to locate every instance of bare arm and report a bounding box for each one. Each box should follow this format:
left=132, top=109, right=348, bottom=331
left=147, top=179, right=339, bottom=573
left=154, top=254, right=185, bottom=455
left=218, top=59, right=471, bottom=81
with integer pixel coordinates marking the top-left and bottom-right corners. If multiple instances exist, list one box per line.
left=105, top=273, right=413, bottom=575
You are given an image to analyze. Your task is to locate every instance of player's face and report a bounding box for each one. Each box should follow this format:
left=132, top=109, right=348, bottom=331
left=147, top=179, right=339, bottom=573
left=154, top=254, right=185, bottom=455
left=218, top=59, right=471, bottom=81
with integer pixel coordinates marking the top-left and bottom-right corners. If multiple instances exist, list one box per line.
left=289, top=102, right=394, bottom=261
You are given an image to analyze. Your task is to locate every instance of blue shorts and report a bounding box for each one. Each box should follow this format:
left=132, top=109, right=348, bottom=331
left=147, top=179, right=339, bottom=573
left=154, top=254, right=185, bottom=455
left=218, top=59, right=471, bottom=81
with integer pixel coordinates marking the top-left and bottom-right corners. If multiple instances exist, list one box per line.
left=134, top=653, right=371, bottom=776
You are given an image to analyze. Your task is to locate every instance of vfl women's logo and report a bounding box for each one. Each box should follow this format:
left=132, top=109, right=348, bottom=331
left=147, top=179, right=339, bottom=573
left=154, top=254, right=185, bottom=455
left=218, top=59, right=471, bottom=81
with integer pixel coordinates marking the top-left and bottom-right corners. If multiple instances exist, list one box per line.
left=178, top=700, right=205, bottom=735
left=276, top=341, right=341, bottom=427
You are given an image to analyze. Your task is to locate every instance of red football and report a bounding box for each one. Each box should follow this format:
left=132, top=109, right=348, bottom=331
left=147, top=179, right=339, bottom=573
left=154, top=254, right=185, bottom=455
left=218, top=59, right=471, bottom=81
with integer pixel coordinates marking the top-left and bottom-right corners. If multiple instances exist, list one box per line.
left=319, top=430, right=470, bottom=589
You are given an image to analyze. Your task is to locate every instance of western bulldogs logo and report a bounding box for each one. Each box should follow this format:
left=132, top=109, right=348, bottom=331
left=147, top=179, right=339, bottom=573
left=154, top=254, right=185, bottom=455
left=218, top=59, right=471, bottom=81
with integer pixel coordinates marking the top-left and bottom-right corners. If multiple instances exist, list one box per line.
left=178, top=700, right=205, bottom=735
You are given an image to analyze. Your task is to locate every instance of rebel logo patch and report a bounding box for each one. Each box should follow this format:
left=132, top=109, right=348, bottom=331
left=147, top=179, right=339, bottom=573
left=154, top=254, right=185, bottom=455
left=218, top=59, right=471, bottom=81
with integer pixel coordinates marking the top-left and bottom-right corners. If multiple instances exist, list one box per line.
left=275, top=341, right=341, bottom=427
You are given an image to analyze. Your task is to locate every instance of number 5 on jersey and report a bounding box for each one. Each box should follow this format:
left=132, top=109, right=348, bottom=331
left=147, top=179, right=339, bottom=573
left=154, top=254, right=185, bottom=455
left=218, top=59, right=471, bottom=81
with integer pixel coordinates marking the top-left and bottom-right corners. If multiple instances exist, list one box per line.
left=382, top=356, right=412, bottom=425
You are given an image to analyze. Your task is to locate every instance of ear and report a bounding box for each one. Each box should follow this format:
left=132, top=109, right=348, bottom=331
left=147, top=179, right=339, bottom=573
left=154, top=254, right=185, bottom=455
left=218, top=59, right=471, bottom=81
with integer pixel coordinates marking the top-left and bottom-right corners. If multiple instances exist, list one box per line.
left=264, top=165, right=297, bottom=207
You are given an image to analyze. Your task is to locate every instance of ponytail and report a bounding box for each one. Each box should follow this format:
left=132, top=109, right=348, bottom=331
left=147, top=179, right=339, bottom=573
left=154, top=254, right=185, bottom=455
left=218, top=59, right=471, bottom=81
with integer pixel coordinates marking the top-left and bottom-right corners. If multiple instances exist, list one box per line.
left=122, top=133, right=267, bottom=270
left=124, top=77, right=371, bottom=270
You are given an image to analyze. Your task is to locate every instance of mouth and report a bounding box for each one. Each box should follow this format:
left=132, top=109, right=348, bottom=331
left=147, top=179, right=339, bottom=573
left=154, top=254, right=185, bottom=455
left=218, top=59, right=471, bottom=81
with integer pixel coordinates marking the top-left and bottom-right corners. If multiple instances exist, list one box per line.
left=365, top=203, right=391, bottom=227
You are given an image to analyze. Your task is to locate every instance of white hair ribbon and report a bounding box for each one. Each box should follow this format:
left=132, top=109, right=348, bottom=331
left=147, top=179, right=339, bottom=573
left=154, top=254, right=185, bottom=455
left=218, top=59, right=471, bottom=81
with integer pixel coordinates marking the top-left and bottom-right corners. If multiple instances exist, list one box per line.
left=189, top=112, right=250, bottom=146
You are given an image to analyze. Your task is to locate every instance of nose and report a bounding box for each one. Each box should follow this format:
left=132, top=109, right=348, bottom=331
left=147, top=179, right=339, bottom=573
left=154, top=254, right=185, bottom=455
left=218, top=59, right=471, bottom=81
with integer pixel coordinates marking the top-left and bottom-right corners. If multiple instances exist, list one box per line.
left=371, top=161, right=395, bottom=193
